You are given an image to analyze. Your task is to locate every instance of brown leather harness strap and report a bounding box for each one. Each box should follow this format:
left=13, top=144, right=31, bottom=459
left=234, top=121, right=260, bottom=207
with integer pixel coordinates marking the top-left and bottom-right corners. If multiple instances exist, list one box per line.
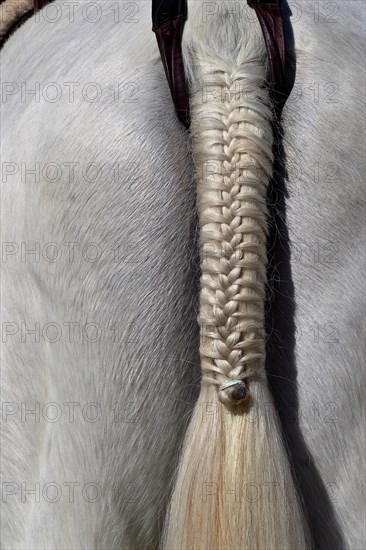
left=153, top=16, right=189, bottom=127
left=152, top=0, right=190, bottom=127
left=247, top=0, right=287, bottom=104
left=153, top=0, right=291, bottom=128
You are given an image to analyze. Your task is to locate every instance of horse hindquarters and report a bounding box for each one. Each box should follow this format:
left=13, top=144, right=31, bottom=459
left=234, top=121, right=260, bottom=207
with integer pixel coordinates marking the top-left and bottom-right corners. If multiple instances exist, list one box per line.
left=0, top=4, right=199, bottom=548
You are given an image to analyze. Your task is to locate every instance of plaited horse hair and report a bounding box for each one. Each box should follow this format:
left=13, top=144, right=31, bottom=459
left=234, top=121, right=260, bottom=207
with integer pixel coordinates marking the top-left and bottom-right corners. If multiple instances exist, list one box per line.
left=157, top=1, right=310, bottom=547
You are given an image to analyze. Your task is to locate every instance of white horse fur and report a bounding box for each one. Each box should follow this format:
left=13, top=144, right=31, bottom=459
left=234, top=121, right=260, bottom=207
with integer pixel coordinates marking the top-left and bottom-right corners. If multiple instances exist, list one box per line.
left=0, top=1, right=365, bottom=549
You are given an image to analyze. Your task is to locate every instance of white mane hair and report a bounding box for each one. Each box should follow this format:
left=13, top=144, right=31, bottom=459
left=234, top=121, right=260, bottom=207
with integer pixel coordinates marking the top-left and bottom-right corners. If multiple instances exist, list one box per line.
left=0, top=1, right=365, bottom=548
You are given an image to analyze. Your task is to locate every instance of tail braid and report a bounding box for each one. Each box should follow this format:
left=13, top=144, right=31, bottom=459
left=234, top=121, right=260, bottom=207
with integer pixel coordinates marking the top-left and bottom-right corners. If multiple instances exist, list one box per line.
left=163, top=5, right=309, bottom=548
left=195, top=66, right=273, bottom=405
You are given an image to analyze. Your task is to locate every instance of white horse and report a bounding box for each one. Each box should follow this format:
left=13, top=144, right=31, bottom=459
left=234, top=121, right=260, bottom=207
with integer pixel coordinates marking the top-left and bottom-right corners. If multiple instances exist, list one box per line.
left=1, top=1, right=364, bottom=548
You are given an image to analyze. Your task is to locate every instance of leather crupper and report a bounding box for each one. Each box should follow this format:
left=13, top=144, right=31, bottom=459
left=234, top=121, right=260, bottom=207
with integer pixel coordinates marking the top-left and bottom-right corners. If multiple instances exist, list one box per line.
left=153, top=17, right=190, bottom=128
left=247, top=0, right=288, bottom=109
left=153, top=0, right=290, bottom=127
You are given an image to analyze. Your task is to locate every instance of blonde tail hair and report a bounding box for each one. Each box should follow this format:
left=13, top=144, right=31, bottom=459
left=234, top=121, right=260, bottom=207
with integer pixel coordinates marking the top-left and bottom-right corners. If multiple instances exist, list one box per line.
left=162, top=4, right=309, bottom=549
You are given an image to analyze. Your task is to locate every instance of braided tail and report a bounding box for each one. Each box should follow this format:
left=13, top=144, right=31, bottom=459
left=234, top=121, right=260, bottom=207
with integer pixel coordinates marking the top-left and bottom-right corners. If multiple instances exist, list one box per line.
left=162, top=4, right=309, bottom=549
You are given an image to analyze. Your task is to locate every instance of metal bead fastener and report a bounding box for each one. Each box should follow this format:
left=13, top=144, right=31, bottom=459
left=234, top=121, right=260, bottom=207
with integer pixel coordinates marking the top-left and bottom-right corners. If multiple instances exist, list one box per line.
left=231, top=385, right=247, bottom=401
left=218, top=379, right=249, bottom=406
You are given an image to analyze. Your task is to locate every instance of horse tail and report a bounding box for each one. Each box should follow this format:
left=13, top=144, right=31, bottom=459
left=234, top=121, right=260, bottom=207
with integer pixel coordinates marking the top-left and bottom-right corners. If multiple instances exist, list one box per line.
left=162, top=4, right=309, bottom=549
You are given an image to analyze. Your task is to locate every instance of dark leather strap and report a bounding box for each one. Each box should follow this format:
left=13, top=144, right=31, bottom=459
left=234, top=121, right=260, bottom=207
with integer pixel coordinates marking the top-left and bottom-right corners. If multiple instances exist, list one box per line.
left=152, top=0, right=190, bottom=127
left=153, top=0, right=291, bottom=127
left=247, top=0, right=288, bottom=109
